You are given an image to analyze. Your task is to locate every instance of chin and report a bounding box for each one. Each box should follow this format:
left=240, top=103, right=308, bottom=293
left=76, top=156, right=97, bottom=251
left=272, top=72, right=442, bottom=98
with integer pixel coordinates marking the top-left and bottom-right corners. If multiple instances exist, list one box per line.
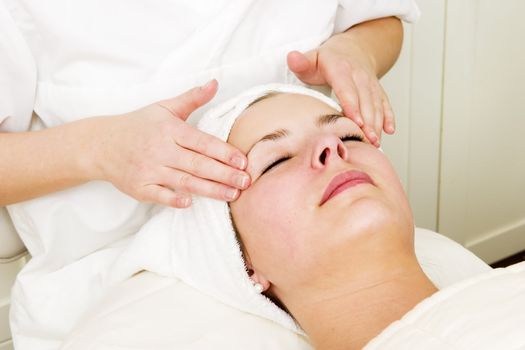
left=328, top=196, right=410, bottom=237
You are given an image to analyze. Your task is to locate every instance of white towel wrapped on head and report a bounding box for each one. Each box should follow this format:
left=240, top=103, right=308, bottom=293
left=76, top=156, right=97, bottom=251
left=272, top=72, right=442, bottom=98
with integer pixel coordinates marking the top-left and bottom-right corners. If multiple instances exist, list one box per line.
left=110, top=84, right=341, bottom=335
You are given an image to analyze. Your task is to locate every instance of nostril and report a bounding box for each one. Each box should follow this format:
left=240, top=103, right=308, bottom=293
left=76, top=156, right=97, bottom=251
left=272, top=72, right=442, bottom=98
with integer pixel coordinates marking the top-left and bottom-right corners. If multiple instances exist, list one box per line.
left=319, top=148, right=330, bottom=165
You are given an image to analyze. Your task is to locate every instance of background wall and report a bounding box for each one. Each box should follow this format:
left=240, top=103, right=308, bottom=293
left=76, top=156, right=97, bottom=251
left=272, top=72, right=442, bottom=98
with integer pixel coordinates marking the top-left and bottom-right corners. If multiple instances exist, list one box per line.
left=382, top=0, right=525, bottom=264
left=0, top=259, right=24, bottom=350
left=382, top=0, right=445, bottom=232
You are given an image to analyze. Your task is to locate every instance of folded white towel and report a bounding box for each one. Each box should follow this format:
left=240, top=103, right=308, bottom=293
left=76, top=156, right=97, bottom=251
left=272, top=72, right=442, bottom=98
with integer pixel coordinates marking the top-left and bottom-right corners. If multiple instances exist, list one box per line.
left=110, top=84, right=340, bottom=335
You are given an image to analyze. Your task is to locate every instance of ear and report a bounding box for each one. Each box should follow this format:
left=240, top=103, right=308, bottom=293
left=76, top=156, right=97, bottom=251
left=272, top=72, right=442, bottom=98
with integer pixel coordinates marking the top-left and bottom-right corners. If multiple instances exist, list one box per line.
left=246, top=265, right=271, bottom=293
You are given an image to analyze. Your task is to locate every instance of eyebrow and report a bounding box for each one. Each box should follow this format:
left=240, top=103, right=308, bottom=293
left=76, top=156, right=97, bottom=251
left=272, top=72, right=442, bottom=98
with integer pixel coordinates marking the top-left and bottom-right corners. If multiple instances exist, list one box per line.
left=316, top=113, right=344, bottom=128
left=258, top=128, right=289, bottom=143
left=247, top=113, right=344, bottom=155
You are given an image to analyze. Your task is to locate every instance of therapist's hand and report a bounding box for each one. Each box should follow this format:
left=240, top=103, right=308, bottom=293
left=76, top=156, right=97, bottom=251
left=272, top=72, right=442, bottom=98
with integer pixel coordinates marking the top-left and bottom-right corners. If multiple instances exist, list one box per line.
left=287, top=46, right=392, bottom=148
left=92, top=80, right=250, bottom=208
left=287, top=17, right=404, bottom=147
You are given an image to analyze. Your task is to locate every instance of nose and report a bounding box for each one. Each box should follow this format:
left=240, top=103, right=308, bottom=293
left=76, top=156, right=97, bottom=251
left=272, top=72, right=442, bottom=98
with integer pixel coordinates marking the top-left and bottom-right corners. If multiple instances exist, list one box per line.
left=311, top=134, right=348, bottom=169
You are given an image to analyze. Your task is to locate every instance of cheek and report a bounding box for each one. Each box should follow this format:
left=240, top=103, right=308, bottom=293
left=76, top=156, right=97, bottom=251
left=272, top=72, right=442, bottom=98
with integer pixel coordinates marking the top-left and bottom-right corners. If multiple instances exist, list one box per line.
left=351, top=147, right=413, bottom=224
left=232, top=170, right=307, bottom=266
left=375, top=155, right=411, bottom=213
left=352, top=147, right=406, bottom=197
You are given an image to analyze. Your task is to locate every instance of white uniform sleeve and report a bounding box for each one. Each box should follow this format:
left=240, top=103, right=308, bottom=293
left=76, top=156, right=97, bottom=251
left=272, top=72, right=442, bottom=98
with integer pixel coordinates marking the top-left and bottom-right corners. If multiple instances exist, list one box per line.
left=0, top=2, right=36, bottom=132
left=334, top=0, right=421, bottom=34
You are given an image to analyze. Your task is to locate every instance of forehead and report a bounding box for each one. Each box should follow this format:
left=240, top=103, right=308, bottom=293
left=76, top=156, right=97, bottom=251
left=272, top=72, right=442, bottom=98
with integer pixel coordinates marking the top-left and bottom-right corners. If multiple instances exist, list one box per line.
left=228, top=93, right=340, bottom=153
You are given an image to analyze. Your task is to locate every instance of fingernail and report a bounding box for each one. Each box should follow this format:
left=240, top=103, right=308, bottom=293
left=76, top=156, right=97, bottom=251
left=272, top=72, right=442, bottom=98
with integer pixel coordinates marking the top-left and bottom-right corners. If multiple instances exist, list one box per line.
left=226, top=188, right=239, bottom=201
left=369, top=131, right=377, bottom=142
left=202, top=79, right=215, bottom=90
left=179, top=197, right=191, bottom=207
left=235, top=174, right=250, bottom=189
left=388, top=125, right=395, bottom=133
left=232, top=156, right=246, bottom=170
left=357, top=116, right=364, bottom=127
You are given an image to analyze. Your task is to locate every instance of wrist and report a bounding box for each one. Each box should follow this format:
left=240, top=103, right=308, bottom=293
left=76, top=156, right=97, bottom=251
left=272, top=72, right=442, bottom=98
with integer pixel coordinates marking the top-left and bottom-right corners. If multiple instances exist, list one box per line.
left=321, top=32, right=378, bottom=76
left=69, top=116, right=110, bottom=182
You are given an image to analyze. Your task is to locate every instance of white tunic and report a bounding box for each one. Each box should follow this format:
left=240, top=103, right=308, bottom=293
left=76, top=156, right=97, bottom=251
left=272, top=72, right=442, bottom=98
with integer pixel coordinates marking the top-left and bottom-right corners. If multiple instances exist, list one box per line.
left=0, top=1, right=420, bottom=349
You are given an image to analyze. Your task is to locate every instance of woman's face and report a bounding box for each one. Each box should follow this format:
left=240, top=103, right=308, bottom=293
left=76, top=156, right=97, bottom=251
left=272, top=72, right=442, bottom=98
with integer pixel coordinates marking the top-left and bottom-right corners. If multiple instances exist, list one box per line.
left=228, top=93, right=414, bottom=295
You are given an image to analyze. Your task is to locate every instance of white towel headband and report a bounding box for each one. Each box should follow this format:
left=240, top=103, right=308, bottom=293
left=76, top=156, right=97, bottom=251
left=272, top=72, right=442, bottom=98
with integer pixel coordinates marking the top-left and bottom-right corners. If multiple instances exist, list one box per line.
left=197, top=83, right=341, bottom=142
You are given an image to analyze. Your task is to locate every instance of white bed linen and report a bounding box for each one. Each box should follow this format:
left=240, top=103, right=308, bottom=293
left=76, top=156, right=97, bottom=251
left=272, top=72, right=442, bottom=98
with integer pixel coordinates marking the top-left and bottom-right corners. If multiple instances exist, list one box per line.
left=61, top=272, right=313, bottom=350
left=60, top=228, right=490, bottom=350
left=0, top=1, right=420, bottom=349
left=365, top=261, right=525, bottom=349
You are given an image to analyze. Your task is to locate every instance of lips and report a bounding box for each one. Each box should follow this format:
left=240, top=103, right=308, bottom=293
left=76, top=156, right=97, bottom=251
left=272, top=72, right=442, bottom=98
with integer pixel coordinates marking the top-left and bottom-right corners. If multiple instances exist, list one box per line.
left=320, top=170, right=374, bottom=205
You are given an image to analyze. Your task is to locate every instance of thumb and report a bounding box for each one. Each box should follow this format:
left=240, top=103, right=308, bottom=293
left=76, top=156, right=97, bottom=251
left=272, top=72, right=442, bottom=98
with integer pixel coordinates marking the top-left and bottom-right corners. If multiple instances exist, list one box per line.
left=287, top=50, right=325, bottom=85
left=157, top=79, right=218, bottom=121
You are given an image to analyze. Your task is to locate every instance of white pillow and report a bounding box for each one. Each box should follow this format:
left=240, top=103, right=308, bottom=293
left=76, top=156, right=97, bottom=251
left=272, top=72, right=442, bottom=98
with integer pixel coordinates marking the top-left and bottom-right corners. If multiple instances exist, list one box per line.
left=60, top=228, right=491, bottom=350
left=414, top=227, right=492, bottom=288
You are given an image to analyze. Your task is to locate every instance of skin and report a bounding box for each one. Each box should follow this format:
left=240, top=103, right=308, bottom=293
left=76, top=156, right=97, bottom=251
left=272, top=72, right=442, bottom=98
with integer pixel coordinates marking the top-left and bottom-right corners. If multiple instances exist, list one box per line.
left=1, top=16, right=402, bottom=208
left=229, top=93, right=437, bottom=350
left=0, top=81, right=250, bottom=207
left=288, top=17, right=403, bottom=146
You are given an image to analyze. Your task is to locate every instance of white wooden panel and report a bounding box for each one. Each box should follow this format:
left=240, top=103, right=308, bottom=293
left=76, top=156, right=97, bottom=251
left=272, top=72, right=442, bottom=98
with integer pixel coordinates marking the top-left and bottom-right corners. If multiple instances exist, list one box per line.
left=0, top=258, right=25, bottom=344
left=0, top=302, right=10, bottom=343
left=440, top=0, right=525, bottom=262
left=405, top=0, right=445, bottom=231
left=0, top=207, right=26, bottom=262
left=381, top=23, right=412, bottom=192
left=382, top=0, right=445, bottom=231
left=0, top=340, right=13, bottom=350
left=0, top=260, right=24, bottom=298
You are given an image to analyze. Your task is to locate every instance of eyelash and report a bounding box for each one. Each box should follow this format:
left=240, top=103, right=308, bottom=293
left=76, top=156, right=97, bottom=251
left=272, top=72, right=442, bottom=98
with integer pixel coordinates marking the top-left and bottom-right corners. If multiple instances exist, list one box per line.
left=340, top=134, right=364, bottom=143
left=260, top=133, right=364, bottom=175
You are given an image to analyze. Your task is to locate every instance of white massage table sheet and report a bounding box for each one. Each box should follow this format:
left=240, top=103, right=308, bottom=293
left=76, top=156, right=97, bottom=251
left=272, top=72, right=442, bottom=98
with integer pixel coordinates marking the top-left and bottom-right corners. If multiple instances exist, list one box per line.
left=365, top=261, right=525, bottom=349
left=62, top=272, right=312, bottom=350
left=61, top=229, right=494, bottom=350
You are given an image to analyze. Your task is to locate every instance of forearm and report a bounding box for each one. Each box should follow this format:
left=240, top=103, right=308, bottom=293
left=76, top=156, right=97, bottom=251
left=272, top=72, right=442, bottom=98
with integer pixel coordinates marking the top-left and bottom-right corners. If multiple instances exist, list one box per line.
left=0, top=118, right=101, bottom=206
left=326, top=16, right=403, bottom=78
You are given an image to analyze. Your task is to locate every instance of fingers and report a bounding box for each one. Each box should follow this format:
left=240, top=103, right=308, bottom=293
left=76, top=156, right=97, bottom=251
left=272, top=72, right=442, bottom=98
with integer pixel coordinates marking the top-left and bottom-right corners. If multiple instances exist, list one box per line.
left=110, top=80, right=251, bottom=208
left=313, top=47, right=396, bottom=148
left=287, top=50, right=311, bottom=73
left=381, top=87, right=396, bottom=134
left=333, top=79, right=363, bottom=127
left=161, top=168, right=241, bottom=202
left=140, top=162, right=244, bottom=208
left=157, top=79, right=218, bottom=121
left=370, top=82, right=385, bottom=143
left=140, top=185, right=192, bottom=208
left=324, top=58, right=382, bottom=147
left=167, top=124, right=250, bottom=203
left=175, top=123, right=248, bottom=171
left=151, top=87, right=250, bottom=207
left=352, top=72, right=380, bottom=147
left=170, top=143, right=250, bottom=190
left=286, top=50, right=326, bottom=85
left=334, top=69, right=391, bottom=148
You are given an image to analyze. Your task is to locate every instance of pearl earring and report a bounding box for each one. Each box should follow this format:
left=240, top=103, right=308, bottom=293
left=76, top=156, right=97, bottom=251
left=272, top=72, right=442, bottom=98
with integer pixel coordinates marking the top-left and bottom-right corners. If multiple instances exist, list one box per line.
left=254, top=283, right=264, bottom=293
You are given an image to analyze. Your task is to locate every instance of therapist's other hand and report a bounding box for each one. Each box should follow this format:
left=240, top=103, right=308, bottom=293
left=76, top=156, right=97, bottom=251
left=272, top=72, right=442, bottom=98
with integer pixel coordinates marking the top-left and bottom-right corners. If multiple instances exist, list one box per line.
left=93, top=80, right=250, bottom=208
left=287, top=44, right=394, bottom=147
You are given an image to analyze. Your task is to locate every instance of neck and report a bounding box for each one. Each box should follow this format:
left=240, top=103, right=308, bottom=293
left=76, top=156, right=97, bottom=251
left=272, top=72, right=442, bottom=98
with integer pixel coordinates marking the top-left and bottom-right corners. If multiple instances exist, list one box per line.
left=281, top=254, right=437, bottom=350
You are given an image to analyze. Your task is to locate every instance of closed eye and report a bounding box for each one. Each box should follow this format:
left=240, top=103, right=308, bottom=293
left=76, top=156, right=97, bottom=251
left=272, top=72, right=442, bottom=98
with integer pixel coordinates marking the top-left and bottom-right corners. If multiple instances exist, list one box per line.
left=261, top=154, right=292, bottom=175
left=260, top=134, right=363, bottom=176
left=340, top=134, right=364, bottom=143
